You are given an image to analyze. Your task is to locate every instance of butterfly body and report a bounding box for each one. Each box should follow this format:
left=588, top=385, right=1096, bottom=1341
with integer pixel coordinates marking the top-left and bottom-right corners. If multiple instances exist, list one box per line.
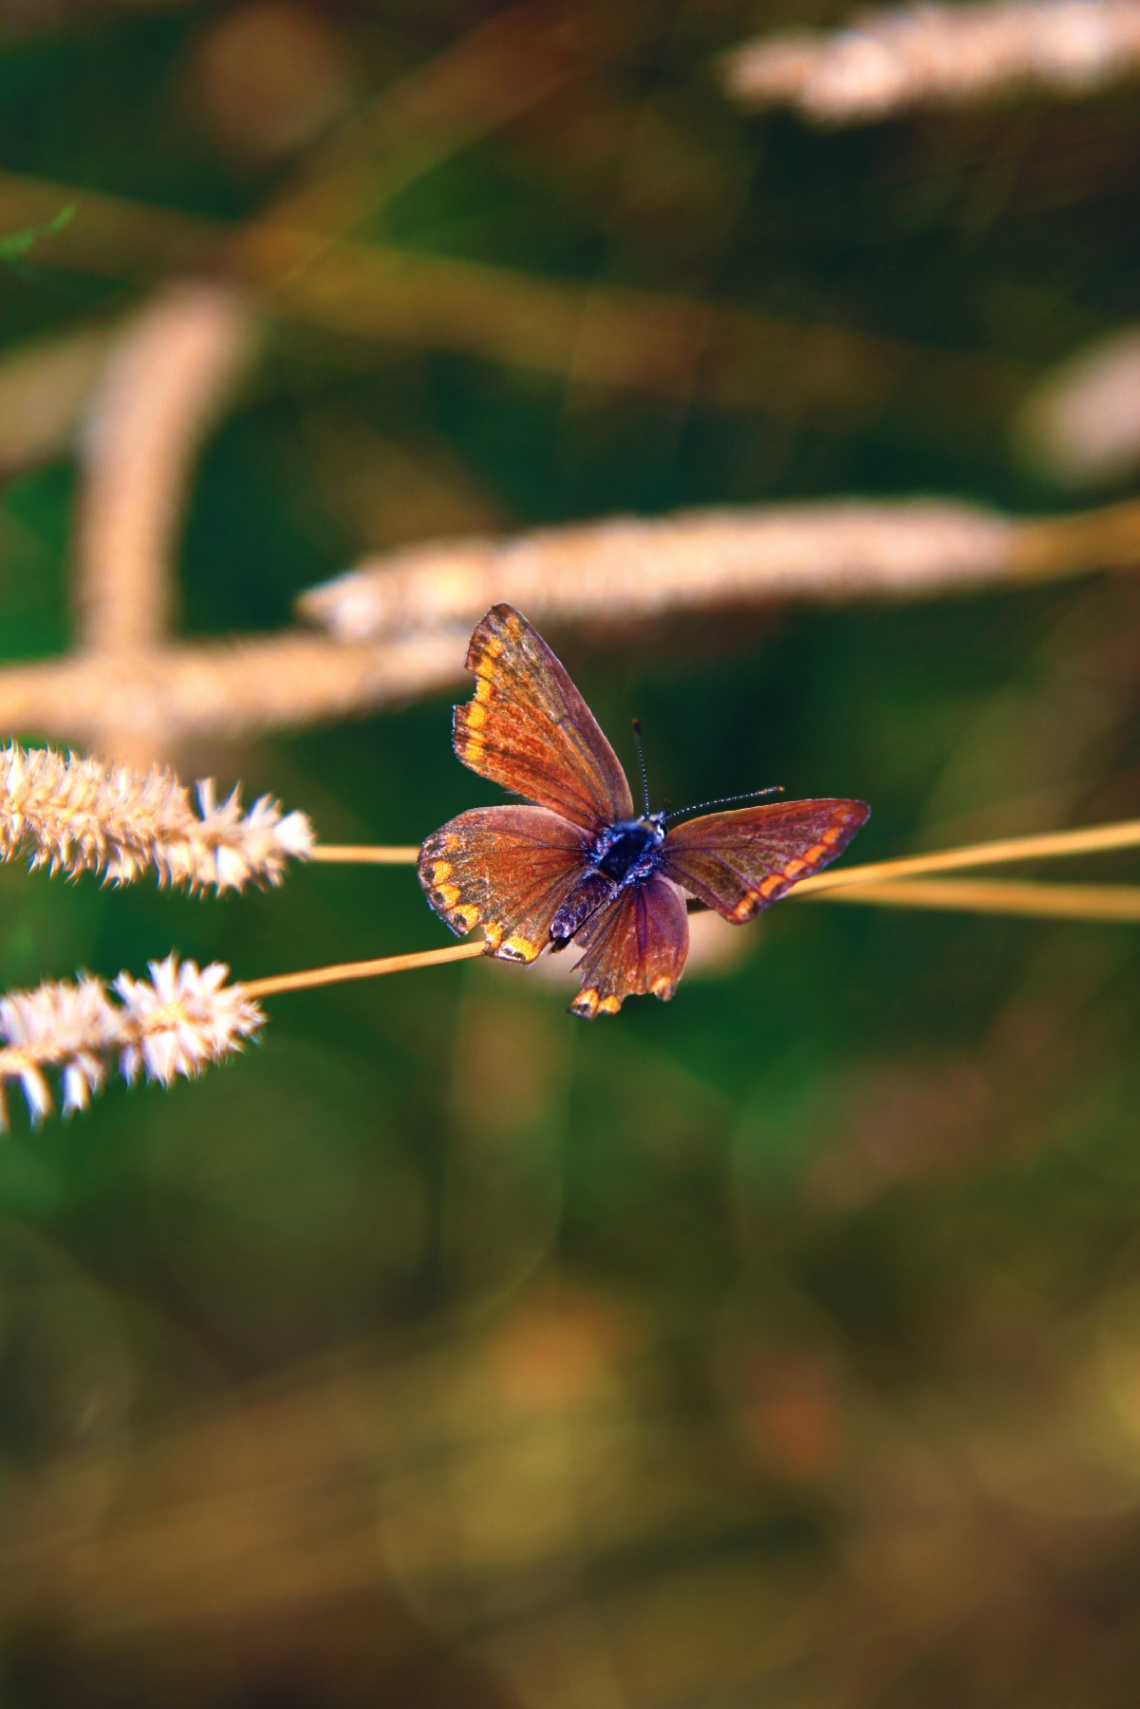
left=419, top=604, right=869, bottom=1017
left=550, top=812, right=667, bottom=945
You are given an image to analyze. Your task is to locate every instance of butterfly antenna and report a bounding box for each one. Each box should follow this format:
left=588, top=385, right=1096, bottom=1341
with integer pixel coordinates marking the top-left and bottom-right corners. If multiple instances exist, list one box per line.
left=664, top=785, right=784, bottom=823
left=631, top=718, right=652, bottom=816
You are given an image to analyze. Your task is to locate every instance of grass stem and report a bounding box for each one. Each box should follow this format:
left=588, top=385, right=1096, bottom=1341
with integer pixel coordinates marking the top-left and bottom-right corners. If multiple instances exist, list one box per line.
left=310, top=844, right=421, bottom=863
left=795, top=817, right=1140, bottom=893
left=805, top=878, right=1140, bottom=922
left=244, top=940, right=482, bottom=998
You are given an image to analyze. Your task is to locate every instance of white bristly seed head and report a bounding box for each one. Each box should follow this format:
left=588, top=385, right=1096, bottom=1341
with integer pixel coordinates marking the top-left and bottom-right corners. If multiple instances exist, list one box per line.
left=0, top=743, right=314, bottom=893
left=114, top=954, right=262, bottom=1086
left=0, top=956, right=264, bottom=1128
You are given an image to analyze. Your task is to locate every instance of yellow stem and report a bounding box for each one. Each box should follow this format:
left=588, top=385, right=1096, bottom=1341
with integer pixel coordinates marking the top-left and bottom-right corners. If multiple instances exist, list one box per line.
left=309, top=817, right=1140, bottom=886
left=252, top=819, right=1140, bottom=1004
left=794, top=816, right=1140, bottom=895
left=244, top=878, right=1140, bottom=1005
left=803, top=877, right=1140, bottom=922
left=310, top=844, right=421, bottom=864
left=243, top=940, right=482, bottom=999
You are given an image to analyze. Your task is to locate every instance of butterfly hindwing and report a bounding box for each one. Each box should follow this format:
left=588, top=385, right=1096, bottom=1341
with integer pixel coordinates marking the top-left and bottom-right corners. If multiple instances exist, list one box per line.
left=454, top=604, right=634, bottom=832
left=660, top=799, right=870, bottom=922
left=419, top=805, right=592, bottom=962
left=569, top=875, right=689, bottom=1016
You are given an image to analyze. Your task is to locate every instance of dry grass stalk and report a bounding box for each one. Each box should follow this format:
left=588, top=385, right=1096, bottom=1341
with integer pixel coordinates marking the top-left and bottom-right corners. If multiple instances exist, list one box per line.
left=5, top=482, right=1129, bottom=760
left=237, top=873, right=1140, bottom=1015
left=300, top=498, right=1140, bottom=640
left=0, top=629, right=467, bottom=754
left=76, top=280, right=259, bottom=658
left=0, top=139, right=1123, bottom=769
left=265, top=239, right=1022, bottom=433
left=308, top=818, right=1140, bottom=922
left=309, top=824, right=1140, bottom=887
left=244, top=941, right=483, bottom=999
left=0, top=954, right=262, bottom=1130
left=10, top=854, right=1138, bottom=1134
left=233, top=1, right=641, bottom=285
left=0, top=177, right=1000, bottom=758
left=0, top=945, right=482, bottom=1129
left=0, top=322, right=119, bottom=474
left=796, top=815, right=1140, bottom=893
left=1015, top=324, right=1140, bottom=487
left=301, top=502, right=1016, bottom=638
left=0, top=742, right=313, bottom=890
left=0, top=168, right=1026, bottom=437
left=722, top=0, right=1140, bottom=123
left=808, top=876, right=1140, bottom=920
left=310, top=845, right=422, bottom=865
left=6, top=422, right=1132, bottom=760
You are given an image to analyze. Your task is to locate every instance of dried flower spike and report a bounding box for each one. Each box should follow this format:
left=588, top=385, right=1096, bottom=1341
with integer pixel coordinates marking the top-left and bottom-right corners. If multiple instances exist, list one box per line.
left=722, top=0, right=1140, bottom=123
left=0, top=743, right=314, bottom=892
left=0, top=954, right=263, bottom=1130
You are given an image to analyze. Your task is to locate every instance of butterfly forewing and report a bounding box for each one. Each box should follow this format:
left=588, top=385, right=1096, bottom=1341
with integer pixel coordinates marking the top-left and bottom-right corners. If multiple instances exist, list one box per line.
left=419, top=805, right=592, bottom=962
left=453, top=604, right=634, bottom=832
left=660, top=799, right=870, bottom=922
left=569, top=876, right=689, bottom=1016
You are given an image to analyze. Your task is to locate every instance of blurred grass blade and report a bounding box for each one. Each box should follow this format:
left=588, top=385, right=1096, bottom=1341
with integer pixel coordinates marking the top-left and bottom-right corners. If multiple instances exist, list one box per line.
left=0, top=201, right=75, bottom=262
left=239, top=1, right=650, bottom=277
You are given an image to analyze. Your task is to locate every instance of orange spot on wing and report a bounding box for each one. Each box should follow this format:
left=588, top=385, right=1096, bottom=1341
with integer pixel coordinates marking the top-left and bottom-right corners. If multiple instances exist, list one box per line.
left=435, top=882, right=461, bottom=907
left=781, top=857, right=806, bottom=879
left=483, top=921, right=503, bottom=949
left=458, top=723, right=486, bottom=761
left=466, top=702, right=487, bottom=730
left=803, top=843, right=828, bottom=864
left=501, top=934, right=538, bottom=963
left=822, top=825, right=843, bottom=844
left=475, top=657, right=496, bottom=679
left=474, top=676, right=493, bottom=702
left=650, top=976, right=673, bottom=998
left=430, top=860, right=452, bottom=884
left=599, top=996, right=621, bottom=1014
left=572, top=988, right=600, bottom=1017
left=759, top=875, right=783, bottom=896
left=454, top=903, right=480, bottom=930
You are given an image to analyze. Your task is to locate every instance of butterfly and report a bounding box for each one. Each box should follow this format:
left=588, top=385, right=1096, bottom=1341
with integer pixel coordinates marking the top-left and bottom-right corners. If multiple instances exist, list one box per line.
left=419, top=605, right=870, bottom=1017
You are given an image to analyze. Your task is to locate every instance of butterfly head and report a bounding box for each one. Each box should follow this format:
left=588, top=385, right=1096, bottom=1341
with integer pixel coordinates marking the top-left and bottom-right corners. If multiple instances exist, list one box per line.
left=593, top=811, right=667, bottom=885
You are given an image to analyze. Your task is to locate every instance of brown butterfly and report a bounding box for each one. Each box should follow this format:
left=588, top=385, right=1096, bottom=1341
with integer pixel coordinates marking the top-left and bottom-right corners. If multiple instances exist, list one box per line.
left=419, top=605, right=869, bottom=1017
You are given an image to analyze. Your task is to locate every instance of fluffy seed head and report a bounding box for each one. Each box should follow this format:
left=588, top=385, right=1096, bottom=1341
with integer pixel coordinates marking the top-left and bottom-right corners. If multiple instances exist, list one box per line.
left=0, top=955, right=263, bottom=1128
left=0, top=743, right=314, bottom=893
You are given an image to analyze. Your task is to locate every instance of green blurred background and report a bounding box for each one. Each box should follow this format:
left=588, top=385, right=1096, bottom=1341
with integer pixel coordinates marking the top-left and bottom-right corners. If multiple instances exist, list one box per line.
left=0, top=2, right=1139, bottom=1704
